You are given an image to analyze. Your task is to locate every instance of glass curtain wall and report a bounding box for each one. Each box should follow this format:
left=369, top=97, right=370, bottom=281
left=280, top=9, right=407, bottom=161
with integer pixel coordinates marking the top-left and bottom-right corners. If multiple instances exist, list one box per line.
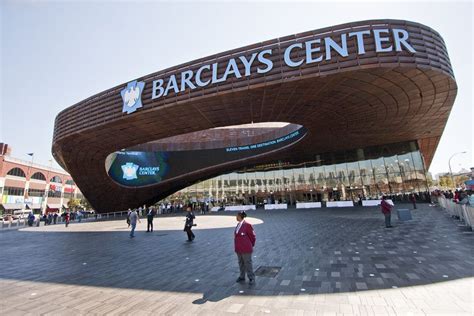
left=168, top=142, right=429, bottom=205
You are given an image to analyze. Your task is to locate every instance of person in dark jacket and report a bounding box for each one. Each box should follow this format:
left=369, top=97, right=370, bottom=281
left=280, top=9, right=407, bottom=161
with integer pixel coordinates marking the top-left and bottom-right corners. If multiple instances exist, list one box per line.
left=27, top=212, right=35, bottom=227
left=380, top=196, right=393, bottom=228
left=409, top=193, right=417, bottom=209
left=234, top=211, right=256, bottom=285
left=184, top=206, right=195, bottom=241
left=146, top=206, right=156, bottom=232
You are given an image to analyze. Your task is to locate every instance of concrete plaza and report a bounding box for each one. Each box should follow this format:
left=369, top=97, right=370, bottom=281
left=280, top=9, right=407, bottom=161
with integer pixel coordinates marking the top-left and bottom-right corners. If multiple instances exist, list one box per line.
left=0, top=204, right=472, bottom=315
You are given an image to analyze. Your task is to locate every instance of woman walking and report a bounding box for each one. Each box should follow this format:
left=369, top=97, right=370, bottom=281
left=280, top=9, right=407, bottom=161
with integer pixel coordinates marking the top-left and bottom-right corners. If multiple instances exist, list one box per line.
left=234, top=211, right=256, bottom=285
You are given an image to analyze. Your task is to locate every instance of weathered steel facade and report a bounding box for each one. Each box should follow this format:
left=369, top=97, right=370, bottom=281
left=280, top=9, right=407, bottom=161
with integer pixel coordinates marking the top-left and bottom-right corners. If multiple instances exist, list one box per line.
left=53, top=20, right=457, bottom=212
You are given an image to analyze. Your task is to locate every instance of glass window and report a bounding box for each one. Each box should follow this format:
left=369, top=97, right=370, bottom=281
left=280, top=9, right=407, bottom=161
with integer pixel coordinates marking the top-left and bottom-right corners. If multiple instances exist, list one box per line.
left=383, top=156, right=400, bottom=173
left=294, top=167, right=306, bottom=190
left=4, top=186, right=25, bottom=196
left=371, top=157, right=386, bottom=175
left=388, top=172, right=404, bottom=194
left=324, top=165, right=337, bottom=188
left=358, top=160, right=372, bottom=177
left=283, top=169, right=295, bottom=191
left=312, top=166, right=324, bottom=188
left=398, top=153, right=415, bottom=180
left=50, top=176, right=62, bottom=183
left=411, top=151, right=425, bottom=171
left=7, top=168, right=26, bottom=177
left=31, top=172, right=46, bottom=181
left=48, top=190, right=61, bottom=198
left=349, top=172, right=362, bottom=186
left=255, top=172, right=264, bottom=192
left=28, top=189, right=45, bottom=197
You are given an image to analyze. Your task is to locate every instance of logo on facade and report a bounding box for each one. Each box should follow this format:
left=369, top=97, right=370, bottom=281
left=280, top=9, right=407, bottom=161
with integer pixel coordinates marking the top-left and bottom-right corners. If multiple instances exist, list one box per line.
left=121, top=162, right=139, bottom=180
left=121, top=80, right=145, bottom=114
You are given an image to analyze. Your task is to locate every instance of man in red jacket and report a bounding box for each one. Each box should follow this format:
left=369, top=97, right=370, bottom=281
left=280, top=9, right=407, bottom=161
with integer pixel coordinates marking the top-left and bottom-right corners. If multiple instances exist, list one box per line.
left=380, top=196, right=393, bottom=228
left=234, top=211, right=256, bottom=285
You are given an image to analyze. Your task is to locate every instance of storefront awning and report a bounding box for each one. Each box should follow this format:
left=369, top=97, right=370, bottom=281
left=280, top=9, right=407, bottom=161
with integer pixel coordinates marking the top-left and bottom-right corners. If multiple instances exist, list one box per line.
left=1, top=203, right=25, bottom=210
left=47, top=204, right=62, bottom=209
left=26, top=203, right=42, bottom=210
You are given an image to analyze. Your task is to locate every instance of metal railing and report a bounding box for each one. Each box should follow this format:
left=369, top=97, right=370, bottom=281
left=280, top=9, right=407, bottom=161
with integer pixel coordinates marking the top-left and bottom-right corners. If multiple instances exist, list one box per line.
left=436, top=196, right=474, bottom=230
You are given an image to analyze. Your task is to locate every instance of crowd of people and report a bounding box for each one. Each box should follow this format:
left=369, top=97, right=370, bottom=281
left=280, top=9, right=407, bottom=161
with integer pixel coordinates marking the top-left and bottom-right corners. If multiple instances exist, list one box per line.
left=431, top=189, right=474, bottom=205
left=156, top=202, right=210, bottom=214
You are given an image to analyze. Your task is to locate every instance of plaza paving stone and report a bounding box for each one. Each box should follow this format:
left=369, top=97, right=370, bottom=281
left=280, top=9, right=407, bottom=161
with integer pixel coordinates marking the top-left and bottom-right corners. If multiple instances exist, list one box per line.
left=0, top=203, right=473, bottom=315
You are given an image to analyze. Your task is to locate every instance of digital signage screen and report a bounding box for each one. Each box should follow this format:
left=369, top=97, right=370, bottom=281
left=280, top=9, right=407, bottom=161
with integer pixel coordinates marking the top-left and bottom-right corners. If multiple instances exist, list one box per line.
left=107, top=127, right=307, bottom=187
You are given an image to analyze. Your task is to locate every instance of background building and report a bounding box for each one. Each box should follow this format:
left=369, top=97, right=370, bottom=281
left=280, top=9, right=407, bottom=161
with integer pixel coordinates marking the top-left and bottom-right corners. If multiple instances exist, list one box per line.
left=0, top=143, right=83, bottom=215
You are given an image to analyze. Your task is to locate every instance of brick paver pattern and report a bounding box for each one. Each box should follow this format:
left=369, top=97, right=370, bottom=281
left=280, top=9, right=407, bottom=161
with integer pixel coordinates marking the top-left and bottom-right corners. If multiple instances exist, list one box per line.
left=0, top=204, right=472, bottom=315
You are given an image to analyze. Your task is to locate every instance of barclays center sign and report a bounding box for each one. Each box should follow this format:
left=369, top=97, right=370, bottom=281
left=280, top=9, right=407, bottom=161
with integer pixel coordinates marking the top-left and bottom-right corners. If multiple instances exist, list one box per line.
left=121, top=28, right=416, bottom=114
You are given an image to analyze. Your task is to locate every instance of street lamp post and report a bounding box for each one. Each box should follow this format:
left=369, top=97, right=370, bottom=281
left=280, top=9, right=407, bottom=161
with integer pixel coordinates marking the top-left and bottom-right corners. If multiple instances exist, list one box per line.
left=448, top=151, right=467, bottom=189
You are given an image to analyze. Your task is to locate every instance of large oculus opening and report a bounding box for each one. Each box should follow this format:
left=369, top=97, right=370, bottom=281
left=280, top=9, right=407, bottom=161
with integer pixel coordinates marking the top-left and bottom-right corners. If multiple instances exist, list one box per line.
left=105, top=122, right=306, bottom=188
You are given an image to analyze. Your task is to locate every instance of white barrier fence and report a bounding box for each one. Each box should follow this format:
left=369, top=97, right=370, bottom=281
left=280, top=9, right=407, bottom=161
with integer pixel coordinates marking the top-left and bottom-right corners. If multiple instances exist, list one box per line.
left=264, top=204, right=288, bottom=210
left=438, top=196, right=474, bottom=230
left=362, top=199, right=394, bottom=206
left=224, top=205, right=256, bottom=212
left=326, top=201, right=354, bottom=207
left=296, top=202, right=322, bottom=209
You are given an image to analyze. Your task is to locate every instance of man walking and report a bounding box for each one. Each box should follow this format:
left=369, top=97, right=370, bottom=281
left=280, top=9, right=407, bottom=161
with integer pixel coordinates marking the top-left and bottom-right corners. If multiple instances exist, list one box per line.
left=380, top=196, right=393, bottom=228
left=129, top=209, right=141, bottom=238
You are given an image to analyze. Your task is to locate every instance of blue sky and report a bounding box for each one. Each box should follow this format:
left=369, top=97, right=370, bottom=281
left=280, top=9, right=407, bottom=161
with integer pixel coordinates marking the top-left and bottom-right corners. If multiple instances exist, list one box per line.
left=1, top=0, right=472, bottom=176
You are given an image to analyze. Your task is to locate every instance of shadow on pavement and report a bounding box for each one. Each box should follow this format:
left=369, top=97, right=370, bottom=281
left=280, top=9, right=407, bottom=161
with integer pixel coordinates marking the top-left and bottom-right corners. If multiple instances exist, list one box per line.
left=0, top=205, right=472, bottom=304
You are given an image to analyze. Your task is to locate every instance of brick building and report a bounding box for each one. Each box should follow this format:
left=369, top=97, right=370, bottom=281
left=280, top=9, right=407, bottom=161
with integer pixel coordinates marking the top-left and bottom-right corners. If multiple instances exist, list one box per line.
left=0, top=143, right=83, bottom=215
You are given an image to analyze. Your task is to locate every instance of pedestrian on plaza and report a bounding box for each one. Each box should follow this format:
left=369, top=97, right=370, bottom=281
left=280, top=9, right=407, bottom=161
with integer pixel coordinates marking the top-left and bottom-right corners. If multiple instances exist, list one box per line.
left=65, top=212, right=70, bottom=227
left=234, top=211, right=256, bottom=285
left=146, top=206, right=156, bottom=232
left=129, top=209, right=141, bottom=238
left=53, top=213, right=58, bottom=224
left=380, top=196, right=393, bottom=228
left=454, top=190, right=460, bottom=202
left=47, top=213, right=53, bottom=225
left=126, top=208, right=131, bottom=227
left=184, top=206, right=195, bottom=242
left=27, top=212, right=35, bottom=227
left=409, top=193, right=417, bottom=209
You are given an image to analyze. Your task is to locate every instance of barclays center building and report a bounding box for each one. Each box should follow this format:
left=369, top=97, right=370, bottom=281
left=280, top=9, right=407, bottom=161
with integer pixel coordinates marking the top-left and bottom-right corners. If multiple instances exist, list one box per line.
left=53, top=20, right=456, bottom=212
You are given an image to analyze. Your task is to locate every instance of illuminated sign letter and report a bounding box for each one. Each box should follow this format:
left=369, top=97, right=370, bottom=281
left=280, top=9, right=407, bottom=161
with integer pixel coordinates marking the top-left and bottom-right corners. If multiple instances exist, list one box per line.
left=222, top=58, right=242, bottom=81
left=393, top=29, right=416, bottom=53
left=195, top=65, right=211, bottom=87
left=284, top=43, right=304, bottom=67
left=239, top=53, right=258, bottom=76
left=163, top=75, right=179, bottom=96
left=257, top=49, right=273, bottom=74
left=305, top=39, right=322, bottom=64
left=151, top=79, right=164, bottom=100
left=325, top=34, right=348, bottom=60
left=348, top=30, right=371, bottom=55
left=374, top=29, right=393, bottom=53
left=211, top=62, right=226, bottom=83
left=180, top=70, right=196, bottom=92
